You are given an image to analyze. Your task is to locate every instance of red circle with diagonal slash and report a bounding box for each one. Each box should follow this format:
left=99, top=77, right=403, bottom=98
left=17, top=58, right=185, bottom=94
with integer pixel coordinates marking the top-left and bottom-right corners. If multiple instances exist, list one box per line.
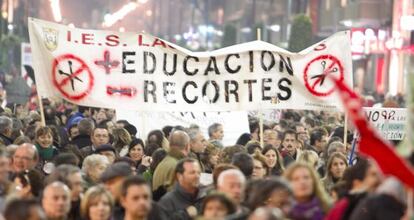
left=303, top=55, right=344, bottom=97
left=52, top=54, right=94, bottom=101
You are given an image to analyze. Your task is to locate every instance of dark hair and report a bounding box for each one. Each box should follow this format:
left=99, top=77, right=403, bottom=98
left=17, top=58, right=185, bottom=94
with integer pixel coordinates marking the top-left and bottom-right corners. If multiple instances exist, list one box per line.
left=150, top=148, right=167, bottom=172
left=231, top=153, right=253, bottom=178
left=121, top=175, right=149, bottom=197
left=53, top=153, right=80, bottom=167
left=78, top=105, right=91, bottom=114
left=249, top=120, right=259, bottom=134
left=35, top=126, right=53, bottom=140
left=124, top=124, right=137, bottom=137
left=146, top=130, right=164, bottom=148
left=175, top=158, right=197, bottom=175
left=246, top=141, right=261, bottom=155
left=116, top=120, right=129, bottom=127
left=213, top=164, right=238, bottom=186
left=144, top=143, right=160, bottom=157
left=282, top=129, right=297, bottom=141
left=310, top=127, right=328, bottom=146
left=235, top=133, right=252, bottom=146
left=114, top=157, right=137, bottom=168
left=342, top=157, right=370, bottom=191
left=4, top=199, right=43, bottom=220
left=13, top=169, right=43, bottom=197
left=201, top=193, right=237, bottom=215
left=261, top=145, right=285, bottom=173
left=128, top=138, right=145, bottom=154
left=162, top=126, right=173, bottom=139
left=245, top=177, right=292, bottom=210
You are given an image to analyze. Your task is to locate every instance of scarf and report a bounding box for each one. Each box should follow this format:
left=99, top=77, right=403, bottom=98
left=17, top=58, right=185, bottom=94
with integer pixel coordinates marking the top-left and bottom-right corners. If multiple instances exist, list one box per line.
left=289, top=197, right=325, bottom=220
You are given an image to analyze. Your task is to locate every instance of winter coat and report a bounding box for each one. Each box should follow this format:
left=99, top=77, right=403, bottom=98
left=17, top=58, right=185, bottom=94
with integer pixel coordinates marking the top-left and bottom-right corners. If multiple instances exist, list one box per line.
left=152, top=149, right=186, bottom=192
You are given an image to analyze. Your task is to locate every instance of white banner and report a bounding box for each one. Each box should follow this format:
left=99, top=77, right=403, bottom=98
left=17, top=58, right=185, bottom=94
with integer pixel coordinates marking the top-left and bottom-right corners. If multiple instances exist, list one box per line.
left=29, top=18, right=353, bottom=112
left=116, top=110, right=250, bottom=146
left=363, top=107, right=407, bottom=140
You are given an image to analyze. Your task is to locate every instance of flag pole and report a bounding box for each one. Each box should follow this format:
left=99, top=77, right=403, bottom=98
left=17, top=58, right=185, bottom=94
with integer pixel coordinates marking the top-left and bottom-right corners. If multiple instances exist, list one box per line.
left=37, top=95, right=46, bottom=127
left=343, top=113, right=348, bottom=147
left=257, top=28, right=264, bottom=149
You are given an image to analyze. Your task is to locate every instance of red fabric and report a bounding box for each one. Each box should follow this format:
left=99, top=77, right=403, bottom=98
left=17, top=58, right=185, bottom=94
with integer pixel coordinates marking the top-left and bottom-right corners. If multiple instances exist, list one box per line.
left=333, top=78, right=414, bottom=188
left=324, top=198, right=349, bottom=220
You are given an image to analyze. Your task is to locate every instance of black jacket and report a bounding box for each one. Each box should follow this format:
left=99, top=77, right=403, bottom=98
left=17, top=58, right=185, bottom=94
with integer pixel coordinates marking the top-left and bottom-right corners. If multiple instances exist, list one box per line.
left=158, top=183, right=205, bottom=220
left=349, top=194, right=406, bottom=220
left=0, top=133, right=12, bottom=146
left=70, top=134, right=92, bottom=149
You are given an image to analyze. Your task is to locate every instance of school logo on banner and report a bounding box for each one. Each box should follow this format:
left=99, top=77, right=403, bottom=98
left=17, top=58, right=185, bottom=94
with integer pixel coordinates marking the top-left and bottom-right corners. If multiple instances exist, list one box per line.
left=42, top=27, right=59, bottom=51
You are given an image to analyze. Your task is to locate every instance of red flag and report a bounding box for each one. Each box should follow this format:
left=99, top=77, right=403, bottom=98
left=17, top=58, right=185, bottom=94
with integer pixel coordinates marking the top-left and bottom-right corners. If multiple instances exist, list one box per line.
left=333, top=78, right=414, bottom=188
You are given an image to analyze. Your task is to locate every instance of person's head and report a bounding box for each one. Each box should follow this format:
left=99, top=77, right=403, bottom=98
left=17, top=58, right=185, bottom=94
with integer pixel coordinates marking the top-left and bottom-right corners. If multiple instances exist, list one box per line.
left=81, top=185, right=114, bottom=220
left=263, top=129, right=281, bottom=149
left=95, top=144, right=117, bottom=164
left=42, top=181, right=71, bottom=220
left=201, top=193, right=237, bottom=219
left=262, top=145, right=284, bottom=171
left=82, top=154, right=110, bottom=183
left=120, top=176, right=152, bottom=219
left=236, top=133, right=252, bottom=146
left=217, top=169, right=246, bottom=206
left=112, top=128, right=132, bottom=150
left=0, top=115, right=12, bottom=137
left=245, top=177, right=293, bottom=216
left=100, top=162, right=133, bottom=201
left=252, top=152, right=268, bottom=179
left=175, top=158, right=201, bottom=192
left=325, top=152, right=348, bottom=180
left=53, top=153, right=80, bottom=167
left=91, top=126, right=110, bottom=148
left=45, top=165, right=83, bottom=202
left=13, top=143, right=38, bottom=173
left=0, top=148, right=9, bottom=184
left=201, top=143, right=220, bottom=168
left=124, top=124, right=137, bottom=138
left=188, top=127, right=207, bottom=154
left=128, top=138, right=145, bottom=162
left=146, top=129, right=164, bottom=148
left=283, top=162, right=330, bottom=212
left=78, top=105, right=92, bottom=117
left=327, top=141, right=347, bottom=158
left=342, top=157, right=381, bottom=193
left=5, top=199, right=46, bottom=220
left=297, top=150, right=319, bottom=168
left=13, top=169, right=43, bottom=198
left=248, top=207, right=284, bottom=220
left=208, top=123, right=224, bottom=140
left=115, top=120, right=129, bottom=129
left=246, top=141, right=261, bottom=155
left=212, top=164, right=238, bottom=187
left=95, top=110, right=107, bottom=125
left=78, top=118, right=95, bottom=136
left=310, top=128, right=328, bottom=153
left=294, top=123, right=309, bottom=143
left=231, top=152, right=254, bottom=178
left=169, top=130, right=190, bottom=155
left=35, top=126, right=53, bottom=148
left=68, top=124, right=79, bottom=139
left=281, top=130, right=297, bottom=156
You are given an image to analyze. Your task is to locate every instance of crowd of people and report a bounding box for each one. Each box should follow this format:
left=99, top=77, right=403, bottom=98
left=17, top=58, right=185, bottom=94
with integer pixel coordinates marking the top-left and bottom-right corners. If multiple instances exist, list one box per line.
left=0, top=99, right=410, bottom=220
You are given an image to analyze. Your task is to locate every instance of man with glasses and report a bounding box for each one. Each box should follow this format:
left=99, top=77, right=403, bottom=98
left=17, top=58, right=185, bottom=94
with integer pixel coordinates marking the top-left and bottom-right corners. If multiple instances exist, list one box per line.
left=12, top=143, right=39, bottom=173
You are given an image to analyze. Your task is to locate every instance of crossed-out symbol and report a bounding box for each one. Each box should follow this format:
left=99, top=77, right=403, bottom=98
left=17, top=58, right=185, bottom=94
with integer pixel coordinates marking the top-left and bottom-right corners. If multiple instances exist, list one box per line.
left=310, top=60, right=338, bottom=89
left=52, top=54, right=94, bottom=101
left=303, top=55, right=344, bottom=97
left=58, top=60, right=83, bottom=91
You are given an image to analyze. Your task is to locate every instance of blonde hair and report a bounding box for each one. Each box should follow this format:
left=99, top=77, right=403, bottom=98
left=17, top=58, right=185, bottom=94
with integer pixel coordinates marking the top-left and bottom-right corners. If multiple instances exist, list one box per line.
left=112, top=128, right=132, bottom=150
left=297, top=150, right=319, bottom=168
left=81, top=185, right=114, bottom=219
left=284, top=162, right=331, bottom=213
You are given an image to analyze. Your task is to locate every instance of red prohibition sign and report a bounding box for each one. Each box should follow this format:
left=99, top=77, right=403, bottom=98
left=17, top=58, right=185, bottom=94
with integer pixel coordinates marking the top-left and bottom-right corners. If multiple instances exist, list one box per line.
left=303, top=55, right=344, bottom=97
left=52, top=54, right=94, bottom=101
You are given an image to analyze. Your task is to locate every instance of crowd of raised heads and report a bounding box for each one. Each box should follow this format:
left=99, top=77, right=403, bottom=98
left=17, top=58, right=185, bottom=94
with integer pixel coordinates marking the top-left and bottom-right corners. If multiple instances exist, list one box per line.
left=0, top=101, right=410, bottom=220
